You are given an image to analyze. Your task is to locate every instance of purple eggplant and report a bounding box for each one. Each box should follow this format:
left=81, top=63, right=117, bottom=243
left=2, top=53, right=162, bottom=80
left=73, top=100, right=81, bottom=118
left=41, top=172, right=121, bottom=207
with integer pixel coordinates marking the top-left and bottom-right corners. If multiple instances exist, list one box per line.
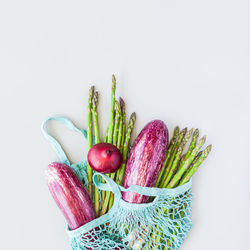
left=46, top=162, right=96, bottom=230
left=122, top=120, right=169, bottom=203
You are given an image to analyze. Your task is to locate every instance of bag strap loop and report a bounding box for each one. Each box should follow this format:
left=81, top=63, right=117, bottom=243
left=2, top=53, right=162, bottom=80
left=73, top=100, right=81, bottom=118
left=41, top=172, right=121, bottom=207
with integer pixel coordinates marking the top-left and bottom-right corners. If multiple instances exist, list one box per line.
left=93, top=173, right=192, bottom=198
left=41, top=116, right=87, bottom=166
left=93, top=173, right=122, bottom=199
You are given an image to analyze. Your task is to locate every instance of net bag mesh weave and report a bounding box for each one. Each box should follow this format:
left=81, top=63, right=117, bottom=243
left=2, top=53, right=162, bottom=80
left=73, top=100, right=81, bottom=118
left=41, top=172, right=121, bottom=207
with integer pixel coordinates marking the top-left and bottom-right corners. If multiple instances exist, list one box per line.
left=67, top=171, right=193, bottom=250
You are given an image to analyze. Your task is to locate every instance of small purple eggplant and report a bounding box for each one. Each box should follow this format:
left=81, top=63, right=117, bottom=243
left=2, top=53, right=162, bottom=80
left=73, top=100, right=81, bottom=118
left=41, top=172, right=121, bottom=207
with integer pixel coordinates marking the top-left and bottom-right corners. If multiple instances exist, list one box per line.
left=46, top=162, right=96, bottom=230
left=122, top=120, right=169, bottom=203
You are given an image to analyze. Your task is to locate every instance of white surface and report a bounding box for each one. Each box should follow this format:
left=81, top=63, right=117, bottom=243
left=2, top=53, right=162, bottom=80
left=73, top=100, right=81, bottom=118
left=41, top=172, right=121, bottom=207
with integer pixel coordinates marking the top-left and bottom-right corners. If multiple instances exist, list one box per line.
left=0, top=0, right=250, bottom=249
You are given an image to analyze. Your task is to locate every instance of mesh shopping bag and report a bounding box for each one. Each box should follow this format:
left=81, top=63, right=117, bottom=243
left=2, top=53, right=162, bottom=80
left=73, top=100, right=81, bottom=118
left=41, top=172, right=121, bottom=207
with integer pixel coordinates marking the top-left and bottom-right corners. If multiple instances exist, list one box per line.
left=42, top=116, right=193, bottom=250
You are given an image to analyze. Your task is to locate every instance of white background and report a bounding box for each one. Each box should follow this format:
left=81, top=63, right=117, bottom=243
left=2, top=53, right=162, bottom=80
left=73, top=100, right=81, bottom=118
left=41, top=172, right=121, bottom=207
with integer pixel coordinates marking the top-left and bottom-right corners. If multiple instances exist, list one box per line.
left=0, top=1, right=250, bottom=249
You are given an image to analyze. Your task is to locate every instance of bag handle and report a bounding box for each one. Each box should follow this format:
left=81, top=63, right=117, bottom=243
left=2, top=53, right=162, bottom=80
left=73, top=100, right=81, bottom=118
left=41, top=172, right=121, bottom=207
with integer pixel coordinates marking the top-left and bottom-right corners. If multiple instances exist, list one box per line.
left=93, top=173, right=192, bottom=198
left=93, top=173, right=122, bottom=199
left=41, top=116, right=87, bottom=166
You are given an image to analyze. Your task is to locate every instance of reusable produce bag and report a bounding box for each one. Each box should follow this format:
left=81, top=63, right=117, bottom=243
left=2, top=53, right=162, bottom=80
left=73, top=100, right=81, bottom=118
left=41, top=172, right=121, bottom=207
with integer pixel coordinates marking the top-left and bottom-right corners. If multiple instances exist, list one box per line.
left=42, top=116, right=193, bottom=249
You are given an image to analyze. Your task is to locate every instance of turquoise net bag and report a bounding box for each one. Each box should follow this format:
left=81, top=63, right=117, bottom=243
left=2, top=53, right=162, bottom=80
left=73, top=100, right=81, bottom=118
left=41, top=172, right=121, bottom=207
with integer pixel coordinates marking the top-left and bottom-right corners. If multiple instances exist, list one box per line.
left=42, top=116, right=193, bottom=250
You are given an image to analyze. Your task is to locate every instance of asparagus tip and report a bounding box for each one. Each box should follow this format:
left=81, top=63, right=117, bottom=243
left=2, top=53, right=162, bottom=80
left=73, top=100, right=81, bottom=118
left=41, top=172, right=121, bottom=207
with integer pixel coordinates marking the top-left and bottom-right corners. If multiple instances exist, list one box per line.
left=201, top=135, right=206, bottom=144
left=90, top=85, right=95, bottom=93
left=130, top=112, right=136, bottom=120
left=175, top=126, right=180, bottom=132
left=181, top=127, right=188, bottom=134
left=196, top=151, right=203, bottom=158
left=204, top=144, right=212, bottom=154
left=194, top=128, right=199, bottom=136
left=187, top=128, right=194, bottom=137
left=93, top=91, right=98, bottom=106
left=112, top=74, right=116, bottom=83
left=115, top=100, right=121, bottom=112
left=119, top=97, right=125, bottom=109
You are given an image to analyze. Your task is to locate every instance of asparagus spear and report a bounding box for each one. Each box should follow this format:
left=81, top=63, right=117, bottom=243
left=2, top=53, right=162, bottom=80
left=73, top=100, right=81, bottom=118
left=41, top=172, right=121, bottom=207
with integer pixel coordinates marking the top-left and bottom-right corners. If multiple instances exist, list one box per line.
left=107, top=75, right=116, bottom=143
left=108, top=101, right=121, bottom=210
left=120, top=98, right=126, bottom=150
left=167, top=135, right=206, bottom=188
left=100, top=76, right=117, bottom=212
left=91, top=91, right=100, bottom=215
left=179, top=145, right=212, bottom=185
left=183, top=128, right=194, bottom=146
left=117, top=97, right=125, bottom=151
left=92, top=91, right=100, bottom=143
left=179, top=153, right=186, bottom=168
left=87, top=86, right=94, bottom=198
left=159, top=128, right=187, bottom=188
left=185, top=128, right=199, bottom=160
left=116, top=112, right=136, bottom=185
left=112, top=101, right=121, bottom=146
left=155, top=126, right=179, bottom=187
left=108, top=98, right=126, bottom=209
left=104, top=127, right=109, bottom=143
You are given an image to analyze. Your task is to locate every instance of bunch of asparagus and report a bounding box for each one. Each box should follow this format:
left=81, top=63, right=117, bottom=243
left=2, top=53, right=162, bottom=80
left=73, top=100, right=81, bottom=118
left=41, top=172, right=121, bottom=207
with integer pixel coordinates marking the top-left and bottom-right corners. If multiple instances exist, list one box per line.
left=155, top=127, right=211, bottom=249
left=86, top=75, right=136, bottom=216
left=155, top=127, right=212, bottom=189
left=141, top=128, right=211, bottom=250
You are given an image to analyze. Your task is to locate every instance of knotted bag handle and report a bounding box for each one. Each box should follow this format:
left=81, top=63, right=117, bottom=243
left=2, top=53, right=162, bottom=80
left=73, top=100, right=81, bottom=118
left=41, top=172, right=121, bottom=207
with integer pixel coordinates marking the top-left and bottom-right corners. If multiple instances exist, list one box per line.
left=41, top=116, right=87, bottom=166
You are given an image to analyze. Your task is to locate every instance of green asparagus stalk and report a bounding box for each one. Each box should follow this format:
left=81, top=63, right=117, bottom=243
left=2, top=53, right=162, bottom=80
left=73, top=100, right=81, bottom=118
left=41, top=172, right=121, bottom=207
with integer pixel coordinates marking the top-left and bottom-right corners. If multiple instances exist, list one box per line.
left=155, top=126, right=179, bottom=187
left=120, top=98, right=126, bottom=150
left=91, top=91, right=100, bottom=215
left=179, top=153, right=186, bottom=167
left=159, top=128, right=187, bottom=188
left=117, top=97, right=125, bottom=151
left=107, top=74, right=116, bottom=143
left=108, top=98, right=126, bottom=209
left=92, top=91, right=100, bottom=143
left=108, top=101, right=121, bottom=210
left=112, top=101, right=121, bottom=146
left=87, top=86, right=94, bottom=198
left=179, top=145, right=212, bottom=185
left=183, top=128, right=194, bottom=146
left=116, top=112, right=136, bottom=185
left=167, top=135, right=206, bottom=188
left=100, top=75, right=116, bottom=213
left=185, top=128, right=199, bottom=160
left=104, top=127, right=109, bottom=143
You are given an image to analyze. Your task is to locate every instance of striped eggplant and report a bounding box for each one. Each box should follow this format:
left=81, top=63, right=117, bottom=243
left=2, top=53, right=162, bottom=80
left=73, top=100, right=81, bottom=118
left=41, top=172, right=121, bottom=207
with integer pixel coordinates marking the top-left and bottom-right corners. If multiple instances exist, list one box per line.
left=46, top=162, right=96, bottom=230
left=122, top=120, right=169, bottom=203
